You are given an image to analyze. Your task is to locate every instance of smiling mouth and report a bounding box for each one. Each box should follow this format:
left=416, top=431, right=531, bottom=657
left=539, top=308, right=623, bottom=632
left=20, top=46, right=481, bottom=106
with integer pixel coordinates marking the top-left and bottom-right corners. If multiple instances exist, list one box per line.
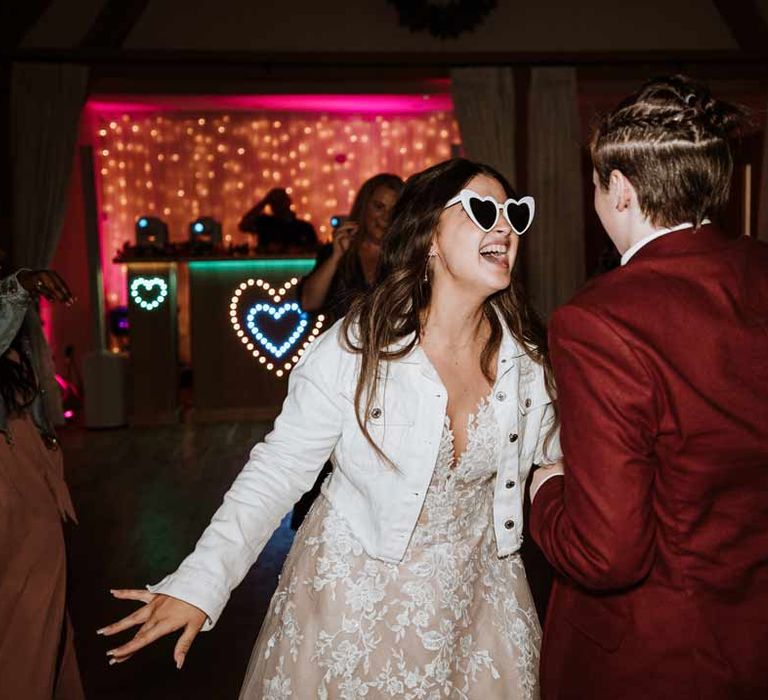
left=479, top=243, right=510, bottom=268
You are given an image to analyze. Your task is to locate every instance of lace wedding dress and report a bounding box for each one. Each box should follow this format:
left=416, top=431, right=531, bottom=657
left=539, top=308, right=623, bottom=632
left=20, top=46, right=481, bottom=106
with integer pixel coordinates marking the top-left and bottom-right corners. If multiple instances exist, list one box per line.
left=240, top=396, right=541, bottom=699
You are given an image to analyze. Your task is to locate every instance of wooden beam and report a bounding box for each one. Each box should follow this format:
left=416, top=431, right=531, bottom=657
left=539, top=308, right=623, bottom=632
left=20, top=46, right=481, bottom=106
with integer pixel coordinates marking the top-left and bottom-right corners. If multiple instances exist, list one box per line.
left=0, top=0, right=54, bottom=48
left=712, top=0, right=768, bottom=54
left=7, top=46, right=768, bottom=70
left=79, top=0, right=150, bottom=49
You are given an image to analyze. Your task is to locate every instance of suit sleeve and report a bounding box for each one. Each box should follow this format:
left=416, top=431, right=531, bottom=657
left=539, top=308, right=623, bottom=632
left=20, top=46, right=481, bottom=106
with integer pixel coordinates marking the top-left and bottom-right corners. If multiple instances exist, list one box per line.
left=530, top=304, right=659, bottom=590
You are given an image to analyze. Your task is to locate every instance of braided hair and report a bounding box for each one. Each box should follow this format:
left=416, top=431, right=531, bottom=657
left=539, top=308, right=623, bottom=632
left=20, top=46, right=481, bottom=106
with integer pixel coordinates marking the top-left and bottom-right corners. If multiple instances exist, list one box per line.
left=591, top=74, right=746, bottom=228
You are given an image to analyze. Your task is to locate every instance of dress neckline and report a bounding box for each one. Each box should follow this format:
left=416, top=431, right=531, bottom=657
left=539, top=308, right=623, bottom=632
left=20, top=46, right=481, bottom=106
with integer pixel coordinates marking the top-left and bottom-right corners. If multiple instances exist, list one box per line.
left=443, top=392, right=493, bottom=470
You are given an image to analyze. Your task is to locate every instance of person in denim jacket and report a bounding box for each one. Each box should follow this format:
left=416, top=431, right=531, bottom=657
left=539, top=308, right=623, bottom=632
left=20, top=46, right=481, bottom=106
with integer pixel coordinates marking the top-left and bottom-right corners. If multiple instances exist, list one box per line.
left=103, top=159, right=562, bottom=699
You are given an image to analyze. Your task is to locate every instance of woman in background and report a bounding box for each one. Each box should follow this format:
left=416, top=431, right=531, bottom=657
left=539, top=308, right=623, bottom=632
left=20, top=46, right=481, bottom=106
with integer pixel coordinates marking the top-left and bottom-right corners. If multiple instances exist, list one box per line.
left=0, top=260, right=83, bottom=700
left=300, top=172, right=403, bottom=323
left=293, top=173, right=404, bottom=529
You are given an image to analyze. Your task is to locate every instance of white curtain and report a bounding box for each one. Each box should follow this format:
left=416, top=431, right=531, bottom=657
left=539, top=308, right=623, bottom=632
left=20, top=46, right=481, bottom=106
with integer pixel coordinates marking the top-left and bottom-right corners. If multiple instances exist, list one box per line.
left=451, top=67, right=517, bottom=187
left=10, top=61, right=89, bottom=423
left=11, top=62, right=89, bottom=268
left=526, top=67, right=585, bottom=318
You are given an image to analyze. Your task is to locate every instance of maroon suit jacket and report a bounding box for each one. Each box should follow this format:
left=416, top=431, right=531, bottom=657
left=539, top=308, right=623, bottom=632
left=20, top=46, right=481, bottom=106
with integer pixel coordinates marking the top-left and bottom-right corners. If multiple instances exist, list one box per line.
left=531, top=225, right=768, bottom=699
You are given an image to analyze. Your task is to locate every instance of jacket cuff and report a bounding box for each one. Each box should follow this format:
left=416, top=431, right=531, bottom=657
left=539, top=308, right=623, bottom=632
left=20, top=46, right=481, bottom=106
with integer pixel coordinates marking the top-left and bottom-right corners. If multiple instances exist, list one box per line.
left=530, top=471, right=564, bottom=503
left=530, top=474, right=564, bottom=547
left=147, top=568, right=230, bottom=631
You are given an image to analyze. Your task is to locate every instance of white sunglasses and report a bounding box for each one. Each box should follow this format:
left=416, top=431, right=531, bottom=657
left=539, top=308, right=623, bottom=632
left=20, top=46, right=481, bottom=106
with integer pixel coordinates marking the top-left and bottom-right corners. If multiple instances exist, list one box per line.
left=444, top=189, right=535, bottom=235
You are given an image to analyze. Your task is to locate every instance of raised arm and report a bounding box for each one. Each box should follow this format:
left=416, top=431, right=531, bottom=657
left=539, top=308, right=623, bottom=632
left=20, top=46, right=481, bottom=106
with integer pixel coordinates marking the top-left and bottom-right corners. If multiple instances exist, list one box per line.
left=0, top=273, right=31, bottom=355
left=300, top=223, right=357, bottom=312
left=238, top=199, right=268, bottom=232
left=530, top=304, right=658, bottom=591
left=0, top=269, right=74, bottom=355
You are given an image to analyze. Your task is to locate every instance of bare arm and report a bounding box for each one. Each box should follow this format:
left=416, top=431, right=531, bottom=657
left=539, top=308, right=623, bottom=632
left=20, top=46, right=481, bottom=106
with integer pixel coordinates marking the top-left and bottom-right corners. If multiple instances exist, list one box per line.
left=238, top=200, right=268, bottom=232
left=300, top=222, right=357, bottom=312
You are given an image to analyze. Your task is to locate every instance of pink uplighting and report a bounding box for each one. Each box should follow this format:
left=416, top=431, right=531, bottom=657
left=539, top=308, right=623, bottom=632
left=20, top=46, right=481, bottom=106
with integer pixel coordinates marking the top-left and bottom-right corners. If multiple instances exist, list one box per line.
left=87, top=93, right=454, bottom=116
left=86, top=92, right=460, bottom=309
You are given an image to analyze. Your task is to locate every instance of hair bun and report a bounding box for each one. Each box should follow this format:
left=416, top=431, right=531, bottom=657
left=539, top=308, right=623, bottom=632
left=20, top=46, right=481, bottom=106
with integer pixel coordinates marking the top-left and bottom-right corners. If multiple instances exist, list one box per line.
left=641, top=75, right=746, bottom=138
left=697, top=94, right=744, bottom=138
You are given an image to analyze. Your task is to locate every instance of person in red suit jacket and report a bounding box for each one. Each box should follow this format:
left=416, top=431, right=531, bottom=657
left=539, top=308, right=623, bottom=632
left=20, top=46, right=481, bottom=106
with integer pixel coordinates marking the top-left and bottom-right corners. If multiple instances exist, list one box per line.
left=529, top=75, right=768, bottom=700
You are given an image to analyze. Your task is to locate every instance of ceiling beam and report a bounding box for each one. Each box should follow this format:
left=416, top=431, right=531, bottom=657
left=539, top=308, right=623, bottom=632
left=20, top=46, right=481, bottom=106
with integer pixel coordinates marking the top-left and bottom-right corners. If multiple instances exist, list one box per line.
left=79, top=0, right=150, bottom=50
left=712, top=0, right=768, bottom=54
left=0, top=0, right=54, bottom=48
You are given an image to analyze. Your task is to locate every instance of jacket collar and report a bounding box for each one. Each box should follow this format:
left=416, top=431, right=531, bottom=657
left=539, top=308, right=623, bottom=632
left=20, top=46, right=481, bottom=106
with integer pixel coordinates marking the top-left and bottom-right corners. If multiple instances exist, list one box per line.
left=625, top=222, right=735, bottom=266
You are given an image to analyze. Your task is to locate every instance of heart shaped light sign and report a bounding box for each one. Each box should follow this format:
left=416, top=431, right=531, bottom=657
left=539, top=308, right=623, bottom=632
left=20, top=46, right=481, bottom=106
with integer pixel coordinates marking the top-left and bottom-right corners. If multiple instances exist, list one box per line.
left=130, top=277, right=169, bottom=310
left=229, top=277, right=325, bottom=378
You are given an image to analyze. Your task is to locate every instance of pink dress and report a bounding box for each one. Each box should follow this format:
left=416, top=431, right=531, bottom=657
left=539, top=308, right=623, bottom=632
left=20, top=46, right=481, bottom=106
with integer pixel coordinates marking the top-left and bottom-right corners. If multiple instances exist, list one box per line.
left=0, top=413, right=83, bottom=700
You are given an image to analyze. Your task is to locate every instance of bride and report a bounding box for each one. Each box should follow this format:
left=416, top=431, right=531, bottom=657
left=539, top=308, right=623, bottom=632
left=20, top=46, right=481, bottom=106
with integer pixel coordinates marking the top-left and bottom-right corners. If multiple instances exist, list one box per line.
left=101, top=158, right=562, bottom=699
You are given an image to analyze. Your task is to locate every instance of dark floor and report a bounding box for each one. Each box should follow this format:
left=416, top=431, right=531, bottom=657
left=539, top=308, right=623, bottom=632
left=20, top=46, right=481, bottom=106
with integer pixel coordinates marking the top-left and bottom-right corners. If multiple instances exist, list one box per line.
left=61, top=420, right=553, bottom=699
left=61, top=421, right=295, bottom=700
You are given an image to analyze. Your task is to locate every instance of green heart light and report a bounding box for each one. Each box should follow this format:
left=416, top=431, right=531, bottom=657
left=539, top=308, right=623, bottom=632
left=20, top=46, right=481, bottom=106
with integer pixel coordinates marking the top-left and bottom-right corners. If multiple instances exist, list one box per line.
left=130, top=277, right=169, bottom=310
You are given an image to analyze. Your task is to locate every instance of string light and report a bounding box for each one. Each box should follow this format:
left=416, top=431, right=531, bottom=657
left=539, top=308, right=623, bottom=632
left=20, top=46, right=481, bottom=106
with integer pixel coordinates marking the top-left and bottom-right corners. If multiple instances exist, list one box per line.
left=130, top=277, right=169, bottom=310
left=93, top=107, right=459, bottom=307
left=229, top=277, right=325, bottom=377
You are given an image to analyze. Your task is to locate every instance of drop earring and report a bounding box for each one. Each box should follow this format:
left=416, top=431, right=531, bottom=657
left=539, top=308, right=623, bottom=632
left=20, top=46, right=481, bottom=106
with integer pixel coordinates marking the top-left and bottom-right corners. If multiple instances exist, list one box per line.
left=424, top=251, right=436, bottom=282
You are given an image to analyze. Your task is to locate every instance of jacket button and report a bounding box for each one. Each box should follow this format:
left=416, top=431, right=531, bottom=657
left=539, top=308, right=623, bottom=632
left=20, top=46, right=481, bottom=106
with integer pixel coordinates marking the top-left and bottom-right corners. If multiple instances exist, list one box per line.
left=525, top=398, right=532, bottom=408
left=495, top=391, right=507, bottom=402
left=509, top=433, right=518, bottom=443
left=505, top=480, right=515, bottom=489
left=370, top=407, right=382, bottom=419
left=504, top=519, right=514, bottom=529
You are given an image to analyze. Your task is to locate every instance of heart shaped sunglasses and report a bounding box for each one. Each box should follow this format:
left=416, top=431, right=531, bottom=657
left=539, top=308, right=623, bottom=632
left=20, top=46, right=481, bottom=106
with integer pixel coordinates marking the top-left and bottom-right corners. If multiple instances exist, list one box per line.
left=444, top=189, right=535, bottom=235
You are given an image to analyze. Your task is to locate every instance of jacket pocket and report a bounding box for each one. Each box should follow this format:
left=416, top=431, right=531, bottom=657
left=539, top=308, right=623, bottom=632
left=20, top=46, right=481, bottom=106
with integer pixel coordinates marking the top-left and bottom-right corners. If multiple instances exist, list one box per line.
left=340, top=391, right=415, bottom=469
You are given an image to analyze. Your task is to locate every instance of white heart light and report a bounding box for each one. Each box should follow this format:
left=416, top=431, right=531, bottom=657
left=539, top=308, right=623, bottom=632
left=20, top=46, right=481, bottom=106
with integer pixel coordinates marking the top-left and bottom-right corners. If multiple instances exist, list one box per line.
left=229, top=276, right=325, bottom=379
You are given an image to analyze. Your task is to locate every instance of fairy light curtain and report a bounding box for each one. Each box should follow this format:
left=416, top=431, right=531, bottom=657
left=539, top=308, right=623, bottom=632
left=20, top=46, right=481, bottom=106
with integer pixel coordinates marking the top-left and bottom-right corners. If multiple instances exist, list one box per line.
left=93, top=108, right=460, bottom=307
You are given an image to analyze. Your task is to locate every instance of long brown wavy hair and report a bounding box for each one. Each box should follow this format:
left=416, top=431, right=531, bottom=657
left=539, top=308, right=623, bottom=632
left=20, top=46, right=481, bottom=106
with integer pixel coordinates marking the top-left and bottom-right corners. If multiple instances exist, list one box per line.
left=335, top=173, right=404, bottom=289
left=341, top=158, right=556, bottom=461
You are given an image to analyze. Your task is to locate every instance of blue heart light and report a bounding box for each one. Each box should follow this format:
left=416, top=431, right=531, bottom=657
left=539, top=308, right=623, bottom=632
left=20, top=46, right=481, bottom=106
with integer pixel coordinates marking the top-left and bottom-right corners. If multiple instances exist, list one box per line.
left=245, top=302, right=309, bottom=359
left=229, top=277, right=326, bottom=378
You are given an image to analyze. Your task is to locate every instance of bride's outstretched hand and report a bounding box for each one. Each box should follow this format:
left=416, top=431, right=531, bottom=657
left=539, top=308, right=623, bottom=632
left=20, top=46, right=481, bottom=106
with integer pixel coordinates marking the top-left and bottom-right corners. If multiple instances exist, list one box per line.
left=98, top=590, right=207, bottom=669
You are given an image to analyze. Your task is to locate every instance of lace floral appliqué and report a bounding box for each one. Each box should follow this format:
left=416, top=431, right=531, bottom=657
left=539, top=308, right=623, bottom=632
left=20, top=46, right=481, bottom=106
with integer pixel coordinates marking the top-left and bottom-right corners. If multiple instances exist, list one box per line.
left=242, top=397, right=541, bottom=699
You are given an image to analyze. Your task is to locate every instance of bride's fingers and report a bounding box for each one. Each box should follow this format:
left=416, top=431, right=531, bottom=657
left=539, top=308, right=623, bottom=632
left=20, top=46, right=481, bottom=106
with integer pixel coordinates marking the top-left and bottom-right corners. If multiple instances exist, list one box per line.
left=110, top=589, right=156, bottom=604
left=108, top=653, right=134, bottom=666
left=98, top=603, right=153, bottom=636
left=107, top=618, right=178, bottom=660
left=173, top=621, right=203, bottom=670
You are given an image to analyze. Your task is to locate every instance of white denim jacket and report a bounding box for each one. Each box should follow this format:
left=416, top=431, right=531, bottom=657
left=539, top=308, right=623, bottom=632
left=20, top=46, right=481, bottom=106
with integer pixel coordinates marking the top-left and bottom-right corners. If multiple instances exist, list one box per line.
left=149, top=317, right=561, bottom=628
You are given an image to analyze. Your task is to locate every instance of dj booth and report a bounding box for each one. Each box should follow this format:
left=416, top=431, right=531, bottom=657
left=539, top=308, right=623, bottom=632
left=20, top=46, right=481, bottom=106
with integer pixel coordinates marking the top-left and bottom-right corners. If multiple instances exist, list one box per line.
left=121, top=256, right=323, bottom=424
